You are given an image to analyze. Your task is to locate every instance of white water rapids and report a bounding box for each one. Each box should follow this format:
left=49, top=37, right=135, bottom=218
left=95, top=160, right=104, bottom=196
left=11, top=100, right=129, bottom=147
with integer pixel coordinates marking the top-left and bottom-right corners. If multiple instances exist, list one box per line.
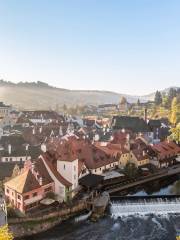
left=110, top=198, right=180, bottom=218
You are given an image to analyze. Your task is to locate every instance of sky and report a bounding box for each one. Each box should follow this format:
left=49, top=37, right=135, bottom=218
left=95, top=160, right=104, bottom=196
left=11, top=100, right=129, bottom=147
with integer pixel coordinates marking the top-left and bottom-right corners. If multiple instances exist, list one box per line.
left=0, top=0, right=180, bottom=95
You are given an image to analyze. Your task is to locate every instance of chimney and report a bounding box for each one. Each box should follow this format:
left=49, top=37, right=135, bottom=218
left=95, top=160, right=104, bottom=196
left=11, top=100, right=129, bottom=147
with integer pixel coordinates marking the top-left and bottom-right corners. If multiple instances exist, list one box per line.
left=144, top=108, right=147, bottom=122
left=8, top=144, right=12, bottom=155
left=31, top=162, right=35, bottom=174
left=25, top=144, right=29, bottom=151
left=39, top=126, right=42, bottom=133
left=39, top=177, right=43, bottom=186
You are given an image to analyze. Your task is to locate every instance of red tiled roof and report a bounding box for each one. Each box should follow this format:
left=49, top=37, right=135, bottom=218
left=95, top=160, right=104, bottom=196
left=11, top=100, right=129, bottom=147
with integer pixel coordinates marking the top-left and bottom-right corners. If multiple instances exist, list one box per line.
left=152, top=141, right=180, bottom=160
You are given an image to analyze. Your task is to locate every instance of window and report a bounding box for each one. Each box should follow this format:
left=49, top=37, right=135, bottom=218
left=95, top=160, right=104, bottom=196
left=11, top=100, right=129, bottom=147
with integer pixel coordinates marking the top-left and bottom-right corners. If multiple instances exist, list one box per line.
left=5, top=158, right=8, bottom=162
left=74, top=174, right=76, bottom=180
left=10, top=158, right=12, bottom=162
left=74, top=166, right=76, bottom=171
left=33, top=192, right=37, bottom=197
left=64, top=164, right=66, bottom=170
left=12, top=192, right=14, bottom=196
left=17, top=195, right=21, bottom=200
left=6, top=189, right=9, bottom=194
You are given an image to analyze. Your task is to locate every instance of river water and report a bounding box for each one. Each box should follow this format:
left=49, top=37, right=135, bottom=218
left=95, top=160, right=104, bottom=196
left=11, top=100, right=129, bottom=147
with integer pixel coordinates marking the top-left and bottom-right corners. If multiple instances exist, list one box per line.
left=26, top=176, right=180, bottom=240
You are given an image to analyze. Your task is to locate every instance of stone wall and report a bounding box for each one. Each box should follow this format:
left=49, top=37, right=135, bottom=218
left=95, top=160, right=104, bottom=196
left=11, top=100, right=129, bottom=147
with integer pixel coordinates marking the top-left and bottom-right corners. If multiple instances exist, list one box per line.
left=9, top=200, right=87, bottom=239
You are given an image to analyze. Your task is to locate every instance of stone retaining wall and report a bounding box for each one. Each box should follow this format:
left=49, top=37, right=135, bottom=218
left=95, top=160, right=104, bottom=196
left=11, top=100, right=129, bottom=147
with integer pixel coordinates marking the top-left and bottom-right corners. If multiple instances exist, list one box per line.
left=9, top=200, right=87, bottom=239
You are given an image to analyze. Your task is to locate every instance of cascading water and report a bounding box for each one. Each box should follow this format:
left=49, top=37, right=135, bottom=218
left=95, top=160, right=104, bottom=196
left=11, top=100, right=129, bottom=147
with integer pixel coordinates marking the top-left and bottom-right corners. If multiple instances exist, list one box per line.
left=110, top=197, right=180, bottom=218
left=74, top=211, right=92, bottom=223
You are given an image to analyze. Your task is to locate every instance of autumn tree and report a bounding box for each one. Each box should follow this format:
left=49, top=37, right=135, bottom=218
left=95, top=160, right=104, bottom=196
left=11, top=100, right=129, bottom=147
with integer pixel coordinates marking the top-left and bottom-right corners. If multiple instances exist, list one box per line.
left=0, top=225, right=13, bottom=240
left=170, top=97, right=180, bottom=125
left=169, top=123, right=180, bottom=143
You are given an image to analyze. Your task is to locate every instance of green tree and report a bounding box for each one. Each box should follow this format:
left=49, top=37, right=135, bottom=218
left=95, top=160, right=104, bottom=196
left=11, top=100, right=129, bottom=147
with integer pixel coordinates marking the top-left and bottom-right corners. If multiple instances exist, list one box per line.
left=162, top=94, right=169, bottom=108
left=124, top=162, right=138, bottom=178
left=154, top=91, right=162, bottom=105
left=168, top=88, right=177, bottom=101
left=137, top=98, right=140, bottom=106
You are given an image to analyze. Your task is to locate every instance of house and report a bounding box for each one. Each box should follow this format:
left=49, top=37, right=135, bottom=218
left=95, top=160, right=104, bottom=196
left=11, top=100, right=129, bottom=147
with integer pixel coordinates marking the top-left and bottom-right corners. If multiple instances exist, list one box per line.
left=0, top=135, right=31, bottom=162
left=0, top=102, right=12, bottom=118
left=97, top=104, right=118, bottom=113
left=150, top=141, right=180, bottom=168
left=4, top=157, right=54, bottom=213
left=129, top=149, right=149, bottom=167
left=22, top=110, right=64, bottom=125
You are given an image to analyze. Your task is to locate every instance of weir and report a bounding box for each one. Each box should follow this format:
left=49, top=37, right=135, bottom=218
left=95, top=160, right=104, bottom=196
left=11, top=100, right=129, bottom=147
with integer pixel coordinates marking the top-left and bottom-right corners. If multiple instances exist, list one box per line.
left=110, top=196, right=180, bottom=218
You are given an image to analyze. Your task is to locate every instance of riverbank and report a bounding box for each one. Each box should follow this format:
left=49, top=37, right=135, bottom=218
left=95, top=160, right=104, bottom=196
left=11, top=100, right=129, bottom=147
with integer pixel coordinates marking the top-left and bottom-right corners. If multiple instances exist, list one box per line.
left=9, top=193, right=110, bottom=239
left=9, top=200, right=87, bottom=239
left=22, top=176, right=180, bottom=240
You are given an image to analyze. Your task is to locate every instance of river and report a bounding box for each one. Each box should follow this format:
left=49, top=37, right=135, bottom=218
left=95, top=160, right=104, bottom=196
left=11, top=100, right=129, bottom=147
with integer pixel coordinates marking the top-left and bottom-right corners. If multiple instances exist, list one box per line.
left=25, top=175, right=180, bottom=240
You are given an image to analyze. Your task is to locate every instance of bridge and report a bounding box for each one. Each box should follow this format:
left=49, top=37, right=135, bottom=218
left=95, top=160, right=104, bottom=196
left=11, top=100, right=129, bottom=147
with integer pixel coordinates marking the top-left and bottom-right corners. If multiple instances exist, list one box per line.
left=105, top=165, right=180, bottom=194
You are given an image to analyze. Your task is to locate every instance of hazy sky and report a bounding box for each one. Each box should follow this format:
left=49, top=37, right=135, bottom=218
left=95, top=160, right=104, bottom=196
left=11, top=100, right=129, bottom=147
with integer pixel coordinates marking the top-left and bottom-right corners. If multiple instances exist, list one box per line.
left=0, top=0, right=180, bottom=95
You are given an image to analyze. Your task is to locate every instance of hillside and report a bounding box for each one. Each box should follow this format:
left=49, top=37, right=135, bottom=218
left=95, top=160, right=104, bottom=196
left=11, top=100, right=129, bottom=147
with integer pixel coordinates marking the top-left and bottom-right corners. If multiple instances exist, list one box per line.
left=0, top=80, right=138, bottom=110
left=0, top=80, right=179, bottom=110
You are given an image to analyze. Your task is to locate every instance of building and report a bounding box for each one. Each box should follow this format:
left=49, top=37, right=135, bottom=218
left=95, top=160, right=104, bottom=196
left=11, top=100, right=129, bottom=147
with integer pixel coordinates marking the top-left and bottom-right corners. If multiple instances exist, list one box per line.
left=4, top=158, right=54, bottom=213
left=129, top=149, right=149, bottom=167
left=112, top=116, right=152, bottom=139
left=0, top=102, right=12, bottom=118
left=150, top=141, right=180, bottom=168
left=22, top=110, right=64, bottom=125
left=97, top=104, right=118, bottom=113
left=0, top=135, right=31, bottom=162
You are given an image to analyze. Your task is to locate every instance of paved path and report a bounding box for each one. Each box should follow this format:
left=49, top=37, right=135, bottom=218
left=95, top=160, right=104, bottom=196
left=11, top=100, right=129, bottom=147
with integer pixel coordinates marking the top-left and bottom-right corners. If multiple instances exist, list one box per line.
left=108, top=165, right=180, bottom=194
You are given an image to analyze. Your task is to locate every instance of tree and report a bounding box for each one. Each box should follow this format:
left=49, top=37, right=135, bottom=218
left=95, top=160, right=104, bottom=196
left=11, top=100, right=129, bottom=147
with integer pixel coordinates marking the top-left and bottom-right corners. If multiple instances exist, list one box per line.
left=63, top=104, right=68, bottom=113
left=162, top=94, right=169, bottom=108
left=0, top=225, right=13, bottom=240
left=168, top=88, right=177, bottom=101
left=169, top=123, right=180, bottom=143
left=154, top=91, right=162, bottom=105
left=170, top=97, right=180, bottom=125
left=137, top=99, right=140, bottom=106
left=124, top=162, right=138, bottom=178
